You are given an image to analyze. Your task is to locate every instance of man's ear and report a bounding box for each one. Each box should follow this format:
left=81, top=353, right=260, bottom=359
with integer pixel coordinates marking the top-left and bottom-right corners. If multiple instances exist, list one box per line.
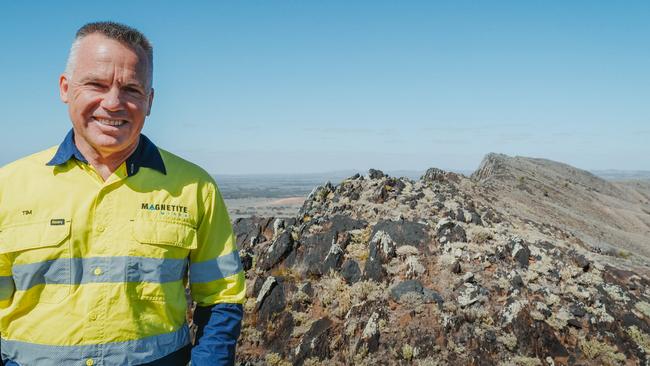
left=146, top=88, right=155, bottom=116
left=59, top=74, right=69, bottom=104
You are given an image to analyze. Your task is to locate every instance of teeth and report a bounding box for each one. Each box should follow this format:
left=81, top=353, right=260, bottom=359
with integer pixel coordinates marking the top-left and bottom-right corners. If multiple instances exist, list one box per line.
left=95, top=118, right=126, bottom=126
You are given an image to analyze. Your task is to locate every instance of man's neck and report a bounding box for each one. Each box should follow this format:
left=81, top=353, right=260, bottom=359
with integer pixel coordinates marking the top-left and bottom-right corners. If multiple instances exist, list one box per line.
left=74, top=137, right=139, bottom=181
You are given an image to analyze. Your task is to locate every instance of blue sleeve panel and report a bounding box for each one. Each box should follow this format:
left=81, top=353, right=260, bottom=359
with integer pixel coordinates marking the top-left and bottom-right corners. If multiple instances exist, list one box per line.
left=191, top=303, right=243, bottom=366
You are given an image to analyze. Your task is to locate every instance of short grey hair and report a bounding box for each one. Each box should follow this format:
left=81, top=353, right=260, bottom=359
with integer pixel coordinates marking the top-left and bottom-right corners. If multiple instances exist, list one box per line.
left=64, top=21, right=154, bottom=88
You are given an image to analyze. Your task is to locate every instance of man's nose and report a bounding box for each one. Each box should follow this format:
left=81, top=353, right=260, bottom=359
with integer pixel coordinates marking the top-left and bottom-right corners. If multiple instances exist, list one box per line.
left=100, top=86, right=123, bottom=111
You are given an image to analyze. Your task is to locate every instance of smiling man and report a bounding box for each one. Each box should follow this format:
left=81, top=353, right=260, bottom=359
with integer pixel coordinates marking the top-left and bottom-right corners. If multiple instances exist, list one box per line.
left=0, top=22, right=245, bottom=365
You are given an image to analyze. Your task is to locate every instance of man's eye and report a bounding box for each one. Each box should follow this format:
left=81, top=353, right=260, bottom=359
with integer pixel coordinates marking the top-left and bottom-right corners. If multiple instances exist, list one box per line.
left=125, top=87, right=142, bottom=94
left=87, top=82, right=105, bottom=88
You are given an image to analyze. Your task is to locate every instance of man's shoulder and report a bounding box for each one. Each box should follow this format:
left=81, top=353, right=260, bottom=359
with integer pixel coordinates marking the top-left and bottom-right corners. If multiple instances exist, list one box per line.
left=0, top=146, right=59, bottom=177
left=157, top=148, right=216, bottom=185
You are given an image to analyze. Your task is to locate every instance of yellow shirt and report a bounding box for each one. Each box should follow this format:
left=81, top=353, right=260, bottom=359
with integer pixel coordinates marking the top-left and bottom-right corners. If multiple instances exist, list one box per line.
left=0, top=135, right=245, bottom=365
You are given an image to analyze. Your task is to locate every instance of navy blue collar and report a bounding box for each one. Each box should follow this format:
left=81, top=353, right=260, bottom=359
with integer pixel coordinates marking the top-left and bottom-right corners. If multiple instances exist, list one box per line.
left=47, top=129, right=166, bottom=176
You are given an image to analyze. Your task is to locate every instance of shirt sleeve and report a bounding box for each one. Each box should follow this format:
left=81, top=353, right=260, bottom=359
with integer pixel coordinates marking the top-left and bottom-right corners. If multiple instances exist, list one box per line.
left=0, top=254, right=14, bottom=309
left=189, top=181, right=246, bottom=365
left=191, top=304, right=243, bottom=366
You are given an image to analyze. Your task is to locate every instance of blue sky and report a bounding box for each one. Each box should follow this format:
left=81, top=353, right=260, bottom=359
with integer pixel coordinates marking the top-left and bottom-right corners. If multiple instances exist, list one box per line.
left=1, top=1, right=649, bottom=174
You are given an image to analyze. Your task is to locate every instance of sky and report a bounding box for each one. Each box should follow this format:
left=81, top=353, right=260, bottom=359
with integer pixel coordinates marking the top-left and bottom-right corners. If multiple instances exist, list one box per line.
left=1, top=1, right=649, bottom=174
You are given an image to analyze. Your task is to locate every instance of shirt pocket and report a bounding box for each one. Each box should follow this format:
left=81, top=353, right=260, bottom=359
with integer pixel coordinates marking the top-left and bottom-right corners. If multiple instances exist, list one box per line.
left=130, top=218, right=196, bottom=302
left=0, top=219, right=72, bottom=304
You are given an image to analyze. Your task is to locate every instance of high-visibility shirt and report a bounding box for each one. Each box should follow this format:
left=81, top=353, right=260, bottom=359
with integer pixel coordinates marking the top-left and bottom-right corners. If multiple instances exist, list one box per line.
left=0, top=131, right=245, bottom=365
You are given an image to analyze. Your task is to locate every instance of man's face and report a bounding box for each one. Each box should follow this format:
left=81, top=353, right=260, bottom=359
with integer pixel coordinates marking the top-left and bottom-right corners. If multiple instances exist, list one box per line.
left=59, top=33, right=154, bottom=157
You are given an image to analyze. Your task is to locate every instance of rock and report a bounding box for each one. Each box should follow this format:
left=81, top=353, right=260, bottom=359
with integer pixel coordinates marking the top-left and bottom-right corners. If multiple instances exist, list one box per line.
left=298, top=282, right=314, bottom=297
left=451, top=260, right=462, bottom=274
left=569, top=304, right=586, bottom=318
left=322, top=243, right=344, bottom=274
left=240, top=250, right=254, bottom=271
left=470, top=212, right=483, bottom=226
left=328, top=215, right=368, bottom=233
left=370, top=231, right=396, bottom=259
left=257, top=231, right=294, bottom=271
left=341, top=259, right=362, bottom=284
left=361, top=312, right=381, bottom=352
left=390, top=280, right=424, bottom=301
left=511, top=310, right=569, bottom=358
left=294, top=317, right=333, bottom=365
left=405, top=256, right=425, bottom=278
left=456, top=208, right=466, bottom=222
left=296, top=216, right=366, bottom=276
left=363, top=241, right=387, bottom=283
left=233, top=217, right=274, bottom=249
left=256, top=277, right=286, bottom=324
left=567, top=318, right=582, bottom=329
left=573, top=253, right=591, bottom=272
left=390, top=280, right=443, bottom=307
left=422, top=288, right=444, bottom=306
left=462, top=272, right=475, bottom=283
left=372, top=220, right=430, bottom=250
left=264, top=311, right=294, bottom=354
left=511, top=274, right=524, bottom=289
left=255, top=276, right=277, bottom=307
left=368, top=169, right=385, bottom=180
left=457, top=283, right=482, bottom=307
left=421, top=167, right=447, bottom=183
left=272, top=219, right=285, bottom=237
left=435, top=219, right=467, bottom=243
left=512, top=241, right=531, bottom=267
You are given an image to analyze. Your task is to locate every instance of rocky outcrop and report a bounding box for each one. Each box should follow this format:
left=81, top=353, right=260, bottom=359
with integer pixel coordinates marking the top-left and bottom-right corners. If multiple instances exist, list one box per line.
left=235, top=158, right=650, bottom=365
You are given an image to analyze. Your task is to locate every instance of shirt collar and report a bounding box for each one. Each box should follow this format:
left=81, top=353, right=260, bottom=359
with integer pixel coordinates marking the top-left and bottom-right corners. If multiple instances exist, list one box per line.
left=46, top=129, right=166, bottom=177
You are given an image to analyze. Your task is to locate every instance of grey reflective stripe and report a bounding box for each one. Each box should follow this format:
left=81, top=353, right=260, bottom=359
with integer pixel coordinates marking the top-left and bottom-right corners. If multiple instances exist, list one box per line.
left=190, top=251, right=242, bottom=283
left=1, top=324, right=189, bottom=365
left=12, top=256, right=187, bottom=291
left=0, top=276, right=14, bottom=300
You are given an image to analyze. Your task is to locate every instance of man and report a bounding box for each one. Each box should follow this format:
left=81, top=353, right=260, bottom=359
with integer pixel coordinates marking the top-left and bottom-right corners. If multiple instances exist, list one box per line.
left=0, top=22, right=245, bottom=365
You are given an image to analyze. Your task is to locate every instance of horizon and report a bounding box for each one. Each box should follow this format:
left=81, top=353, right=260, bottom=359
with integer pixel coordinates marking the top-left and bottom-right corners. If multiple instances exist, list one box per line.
left=2, top=2, right=649, bottom=174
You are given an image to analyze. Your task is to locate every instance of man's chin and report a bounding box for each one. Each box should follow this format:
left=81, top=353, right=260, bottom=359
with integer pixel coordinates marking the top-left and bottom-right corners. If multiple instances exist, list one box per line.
left=89, top=138, right=136, bottom=156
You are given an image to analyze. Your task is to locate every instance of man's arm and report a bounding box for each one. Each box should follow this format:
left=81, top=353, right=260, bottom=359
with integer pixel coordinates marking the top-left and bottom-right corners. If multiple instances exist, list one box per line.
left=189, top=181, right=246, bottom=366
left=192, top=303, right=243, bottom=365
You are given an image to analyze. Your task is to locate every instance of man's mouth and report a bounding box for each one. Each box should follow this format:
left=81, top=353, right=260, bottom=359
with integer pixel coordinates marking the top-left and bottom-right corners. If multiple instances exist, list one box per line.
left=93, top=117, right=127, bottom=127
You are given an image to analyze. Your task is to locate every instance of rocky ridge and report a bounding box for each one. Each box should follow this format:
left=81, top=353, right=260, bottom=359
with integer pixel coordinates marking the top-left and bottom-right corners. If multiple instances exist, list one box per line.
left=233, top=155, right=650, bottom=366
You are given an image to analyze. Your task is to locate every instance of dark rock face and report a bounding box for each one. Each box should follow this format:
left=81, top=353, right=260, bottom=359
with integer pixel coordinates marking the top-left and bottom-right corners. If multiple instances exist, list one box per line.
left=572, top=252, right=591, bottom=271
left=435, top=219, right=467, bottom=243
left=291, top=215, right=367, bottom=276
left=240, top=250, right=254, bottom=271
left=390, top=280, right=443, bottom=306
left=512, top=241, right=531, bottom=267
left=299, top=232, right=335, bottom=276
left=363, top=241, right=387, bottom=282
left=257, top=231, right=294, bottom=271
left=368, top=169, right=385, bottom=180
left=340, top=259, right=361, bottom=284
left=451, top=260, right=462, bottom=274
left=256, top=278, right=286, bottom=325
left=421, top=167, right=447, bottom=183
left=233, top=216, right=274, bottom=249
left=294, top=317, right=333, bottom=366
left=372, top=220, right=430, bottom=250
left=264, top=311, right=294, bottom=355
left=235, top=166, right=650, bottom=366
left=511, top=310, right=569, bottom=358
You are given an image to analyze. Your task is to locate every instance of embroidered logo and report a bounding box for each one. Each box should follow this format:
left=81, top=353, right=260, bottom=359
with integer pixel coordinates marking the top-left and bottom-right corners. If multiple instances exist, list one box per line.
left=140, top=203, right=190, bottom=218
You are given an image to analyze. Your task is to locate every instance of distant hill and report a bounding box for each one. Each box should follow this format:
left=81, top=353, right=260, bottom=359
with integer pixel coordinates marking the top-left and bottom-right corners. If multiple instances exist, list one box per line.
left=591, top=169, right=650, bottom=181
